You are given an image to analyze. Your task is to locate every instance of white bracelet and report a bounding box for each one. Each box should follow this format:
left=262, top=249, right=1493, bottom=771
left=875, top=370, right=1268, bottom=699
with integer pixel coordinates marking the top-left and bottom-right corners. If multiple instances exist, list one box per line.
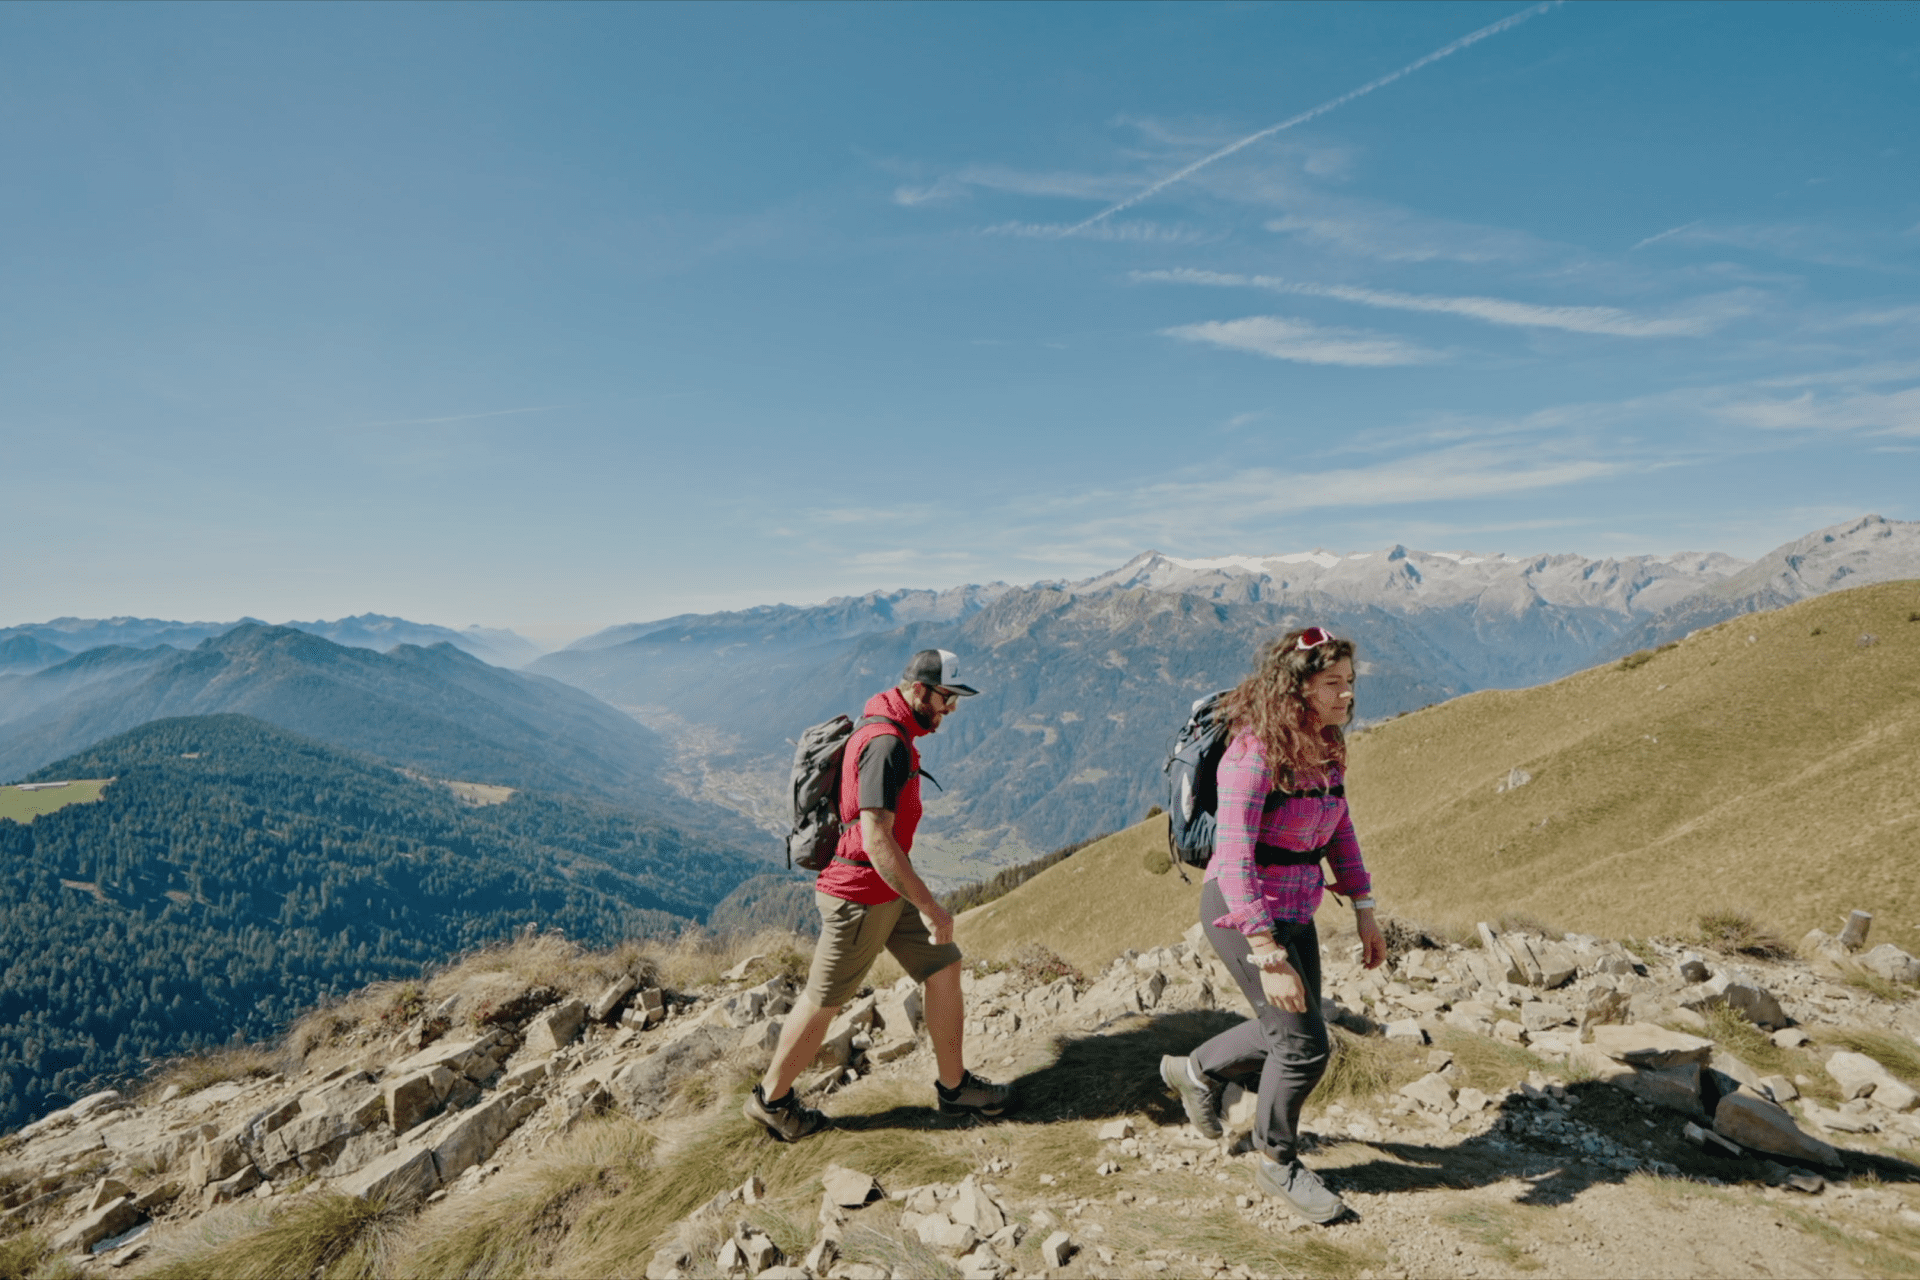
left=1352, top=897, right=1376, bottom=911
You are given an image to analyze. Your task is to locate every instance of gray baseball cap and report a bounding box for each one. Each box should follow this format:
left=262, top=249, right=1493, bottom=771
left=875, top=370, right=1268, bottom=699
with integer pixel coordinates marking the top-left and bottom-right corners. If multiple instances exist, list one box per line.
left=902, top=648, right=979, bottom=696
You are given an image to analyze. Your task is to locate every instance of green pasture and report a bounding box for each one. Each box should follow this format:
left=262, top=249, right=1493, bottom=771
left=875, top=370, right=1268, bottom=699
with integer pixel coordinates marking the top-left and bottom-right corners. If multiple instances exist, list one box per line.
left=0, top=778, right=111, bottom=824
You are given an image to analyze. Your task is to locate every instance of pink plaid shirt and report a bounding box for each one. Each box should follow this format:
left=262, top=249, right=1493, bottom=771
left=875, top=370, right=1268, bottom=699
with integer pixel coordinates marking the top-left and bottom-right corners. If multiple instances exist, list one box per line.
left=1207, top=727, right=1372, bottom=936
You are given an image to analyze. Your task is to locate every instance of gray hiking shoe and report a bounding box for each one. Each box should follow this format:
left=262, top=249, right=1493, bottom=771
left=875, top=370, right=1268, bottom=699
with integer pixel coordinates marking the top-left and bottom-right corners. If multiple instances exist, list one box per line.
left=937, top=1070, right=1014, bottom=1117
left=1159, top=1054, right=1224, bottom=1139
left=743, top=1084, right=829, bottom=1142
left=1255, top=1156, right=1348, bottom=1224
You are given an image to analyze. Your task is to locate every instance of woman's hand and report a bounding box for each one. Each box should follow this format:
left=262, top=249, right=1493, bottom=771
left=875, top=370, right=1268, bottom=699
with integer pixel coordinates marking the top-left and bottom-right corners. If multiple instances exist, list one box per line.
left=1356, top=908, right=1387, bottom=971
left=1257, top=959, right=1309, bottom=1013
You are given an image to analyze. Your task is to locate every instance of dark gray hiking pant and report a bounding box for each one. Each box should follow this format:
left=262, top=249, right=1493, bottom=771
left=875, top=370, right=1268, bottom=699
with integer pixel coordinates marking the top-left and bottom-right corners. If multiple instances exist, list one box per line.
left=1189, top=878, right=1330, bottom=1164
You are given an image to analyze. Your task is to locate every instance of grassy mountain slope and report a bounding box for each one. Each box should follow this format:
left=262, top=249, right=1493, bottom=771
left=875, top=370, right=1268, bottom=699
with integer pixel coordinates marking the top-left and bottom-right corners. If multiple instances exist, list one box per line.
left=1347, top=579, right=1920, bottom=945
left=0, top=714, right=764, bottom=1130
left=955, top=819, right=1199, bottom=976
left=955, top=580, right=1920, bottom=970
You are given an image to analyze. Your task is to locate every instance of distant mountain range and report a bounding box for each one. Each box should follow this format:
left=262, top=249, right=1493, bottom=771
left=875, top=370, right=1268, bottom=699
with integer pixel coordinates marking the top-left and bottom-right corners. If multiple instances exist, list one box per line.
left=0, top=624, right=775, bottom=857
left=530, top=514, right=1920, bottom=882
left=0, top=613, right=541, bottom=671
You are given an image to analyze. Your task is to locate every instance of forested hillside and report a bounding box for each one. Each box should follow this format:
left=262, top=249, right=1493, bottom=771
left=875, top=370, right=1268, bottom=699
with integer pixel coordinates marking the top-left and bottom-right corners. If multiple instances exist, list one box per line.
left=0, top=715, right=763, bottom=1131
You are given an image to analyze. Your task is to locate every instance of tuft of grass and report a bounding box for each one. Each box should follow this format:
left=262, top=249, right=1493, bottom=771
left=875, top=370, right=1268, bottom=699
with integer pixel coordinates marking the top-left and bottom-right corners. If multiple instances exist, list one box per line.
left=974, top=944, right=1088, bottom=994
left=395, top=1116, right=655, bottom=1280
left=0, top=1230, right=52, bottom=1280
left=1619, top=649, right=1656, bottom=670
left=1837, top=964, right=1908, bottom=1004
left=1309, top=1026, right=1414, bottom=1106
left=1435, top=1028, right=1550, bottom=1094
left=141, top=1043, right=282, bottom=1102
left=146, top=1193, right=405, bottom=1280
left=1440, top=1205, right=1544, bottom=1272
left=1700, top=1006, right=1792, bottom=1075
left=1696, top=909, right=1792, bottom=959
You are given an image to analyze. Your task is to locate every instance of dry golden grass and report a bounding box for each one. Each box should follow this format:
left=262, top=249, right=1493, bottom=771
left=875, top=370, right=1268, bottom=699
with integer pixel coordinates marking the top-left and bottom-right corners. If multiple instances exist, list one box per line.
left=138, top=1043, right=284, bottom=1103
left=145, top=1193, right=406, bottom=1280
left=954, top=817, right=1200, bottom=976
left=1345, top=580, right=1920, bottom=944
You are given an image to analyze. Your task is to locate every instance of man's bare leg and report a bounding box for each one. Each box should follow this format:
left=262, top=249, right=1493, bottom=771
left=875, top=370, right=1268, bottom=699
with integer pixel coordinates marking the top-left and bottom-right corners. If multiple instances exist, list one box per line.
left=760, top=998, right=840, bottom=1101
left=922, top=961, right=966, bottom=1089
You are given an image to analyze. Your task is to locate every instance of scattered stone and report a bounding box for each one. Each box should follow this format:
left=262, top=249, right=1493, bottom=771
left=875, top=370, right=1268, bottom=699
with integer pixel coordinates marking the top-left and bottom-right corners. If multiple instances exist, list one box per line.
left=1861, top=944, right=1920, bottom=985
left=386, top=1066, right=455, bottom=1135
left=589, top=974, right=639, bottom=1022
left=1521, top=1001, right=1574, bottom=1033
left=739, top=1019, right=783, bottom=1054
left=1096, top=1160, right=1121, bottom=1176
left=951, top=1176, right=1005, bottom=1235
left=1679, top=973, right=1787, bottom=1029
left=1614, top=1061, right=1706, bottom=1118
left=1760, top=1074, right=1799, bottom=1103
left=917, top=1216, right=977, bottom=1254
left=1772, top=1028, right=1812, bottom=1049
left=1801, top=1100, right=1878, bottom=1134
left=1713, top=1092, right=1843, bottom=1167
left=821, top=1165, right=880, bottom=1208
left=335, top=1143, right=439, bottom=1206
left=1827, top=1051, right=1889, bottom=1100
left=1589, top=1023, right=1714, bottom=1070
left=802, top=1234, right=839, bottom=1275
left=1683, top=1121, right=1745, bottom=1157
left=1383, top=1018, right=1428, bottom=1044
left=1042, top=1230, right=1076, bottom=1268
left=1679, top=957, right=1711, bottom=984
left=53, top=1196, right=141, bottom=1254
left=1874, top=1077, right=1920, bottom=1113
left=524, top=999, right=588, bottom=1056
left=1400, top=1073, right=1456, bottom=1114
left=740, top=1231, right=780, bottom=1272
left=1097, top=1119, right=1135, bottom=1141
left=1664, top=1007, right=1710, bottom=1033
left=86, top=1177, right=132, bottom=1212
left=715, top=1238, right=746, bottom=1275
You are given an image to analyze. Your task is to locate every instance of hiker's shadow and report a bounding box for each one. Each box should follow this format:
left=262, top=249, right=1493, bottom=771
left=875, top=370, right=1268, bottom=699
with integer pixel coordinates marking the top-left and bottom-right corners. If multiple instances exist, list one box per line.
left=1307, top=1082, right=1920, bottom=1205
left=841, top=1010, right=1920, bottom=1200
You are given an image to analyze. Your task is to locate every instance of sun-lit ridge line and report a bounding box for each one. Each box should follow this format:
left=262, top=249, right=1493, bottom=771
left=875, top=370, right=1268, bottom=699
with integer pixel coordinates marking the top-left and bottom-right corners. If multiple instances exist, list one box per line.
left=1060, top=2, right=1559, bottom=237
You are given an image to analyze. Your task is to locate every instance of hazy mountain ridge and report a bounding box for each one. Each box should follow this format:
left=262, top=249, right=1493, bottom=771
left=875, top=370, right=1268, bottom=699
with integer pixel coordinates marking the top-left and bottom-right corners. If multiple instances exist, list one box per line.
left=0, top=625, right=774, bottom=858
left=530, top=515, right=1914, bottom=874
left=0, top=612, right=541, bottom=671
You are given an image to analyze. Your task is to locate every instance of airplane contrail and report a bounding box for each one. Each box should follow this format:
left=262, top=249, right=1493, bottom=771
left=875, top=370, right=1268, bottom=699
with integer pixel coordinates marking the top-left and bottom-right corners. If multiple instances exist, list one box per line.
left=1061, top=2, right=1560, bottom=237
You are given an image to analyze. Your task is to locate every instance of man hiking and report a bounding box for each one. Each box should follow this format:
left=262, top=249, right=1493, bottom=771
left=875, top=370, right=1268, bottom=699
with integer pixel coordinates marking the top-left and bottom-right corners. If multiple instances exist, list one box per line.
left=745, top=648, right=1014, bottom=1140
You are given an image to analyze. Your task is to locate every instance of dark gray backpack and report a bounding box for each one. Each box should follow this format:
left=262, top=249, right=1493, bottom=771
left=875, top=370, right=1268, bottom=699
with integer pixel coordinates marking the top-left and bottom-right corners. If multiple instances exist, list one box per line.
left=785, top=713, right=905, bottom=871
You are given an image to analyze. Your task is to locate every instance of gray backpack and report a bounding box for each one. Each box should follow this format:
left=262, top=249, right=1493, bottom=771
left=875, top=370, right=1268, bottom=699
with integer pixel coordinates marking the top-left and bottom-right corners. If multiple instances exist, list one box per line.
left=785, top=713, right=904, bottom=871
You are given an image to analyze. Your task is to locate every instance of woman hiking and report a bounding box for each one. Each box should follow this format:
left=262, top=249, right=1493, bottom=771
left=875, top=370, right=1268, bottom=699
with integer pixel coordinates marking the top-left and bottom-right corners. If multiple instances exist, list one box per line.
left=1160, top=625, right=1387, bottom=1224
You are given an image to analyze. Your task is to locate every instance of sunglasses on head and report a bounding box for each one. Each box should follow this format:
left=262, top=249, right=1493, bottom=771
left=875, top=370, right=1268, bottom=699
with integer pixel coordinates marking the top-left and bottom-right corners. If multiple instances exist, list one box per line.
left=1295, top=626, right=1335, bottom=652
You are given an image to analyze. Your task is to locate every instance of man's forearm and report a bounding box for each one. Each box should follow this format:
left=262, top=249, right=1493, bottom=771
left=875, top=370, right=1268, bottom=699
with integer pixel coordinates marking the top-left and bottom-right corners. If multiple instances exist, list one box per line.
left=864, top=827, right=935, bottom=911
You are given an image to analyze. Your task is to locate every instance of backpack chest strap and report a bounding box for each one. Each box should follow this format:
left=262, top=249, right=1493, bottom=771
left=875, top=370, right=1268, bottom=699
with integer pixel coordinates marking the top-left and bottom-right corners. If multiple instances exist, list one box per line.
left=1261, top=784, right=1344, bottom=811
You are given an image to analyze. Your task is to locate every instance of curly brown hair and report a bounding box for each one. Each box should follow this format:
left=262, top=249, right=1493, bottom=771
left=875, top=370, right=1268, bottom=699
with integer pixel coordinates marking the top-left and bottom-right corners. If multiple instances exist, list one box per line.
left=1221, top=626, right=1356, bottom=787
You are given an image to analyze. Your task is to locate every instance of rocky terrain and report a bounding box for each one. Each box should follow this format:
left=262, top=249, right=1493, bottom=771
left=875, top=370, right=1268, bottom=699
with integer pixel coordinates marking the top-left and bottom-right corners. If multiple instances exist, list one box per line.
left=4, top=901, right=1920, bottom=1279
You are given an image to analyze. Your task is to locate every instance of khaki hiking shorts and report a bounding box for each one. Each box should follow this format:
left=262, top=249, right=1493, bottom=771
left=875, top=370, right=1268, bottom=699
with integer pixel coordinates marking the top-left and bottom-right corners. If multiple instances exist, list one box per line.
left=806, top=892, right=962, bottom=1009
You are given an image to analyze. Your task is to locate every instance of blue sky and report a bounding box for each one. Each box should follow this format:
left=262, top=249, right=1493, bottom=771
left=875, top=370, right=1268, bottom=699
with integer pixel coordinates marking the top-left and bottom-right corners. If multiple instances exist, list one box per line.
left=3, top=1, right=1916, bottom=644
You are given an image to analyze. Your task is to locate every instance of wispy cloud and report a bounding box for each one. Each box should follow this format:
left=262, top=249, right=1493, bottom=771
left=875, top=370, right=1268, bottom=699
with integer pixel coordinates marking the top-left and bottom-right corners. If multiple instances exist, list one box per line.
left=1713, top=386, right=1920, bottom=437
left=1630, top=221, right=1702, bottom=252
left=1136, top=269, right=1727, bottom=337
left=1164, top=315, right=1444, bottom=367
left=983, top=220, right=1210, bottom=244
left=1061, top=2, right=1560, bottom=236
